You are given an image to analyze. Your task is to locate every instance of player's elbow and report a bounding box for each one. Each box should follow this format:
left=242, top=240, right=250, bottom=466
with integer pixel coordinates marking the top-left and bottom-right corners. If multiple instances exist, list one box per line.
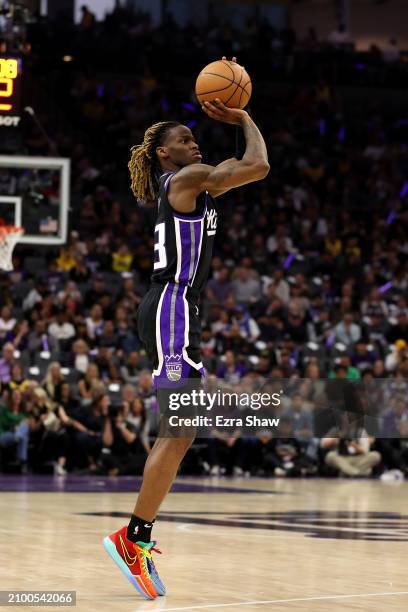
left=258, top=161, right=271, bottom=179
left=253, top=161, right=270, bottom=179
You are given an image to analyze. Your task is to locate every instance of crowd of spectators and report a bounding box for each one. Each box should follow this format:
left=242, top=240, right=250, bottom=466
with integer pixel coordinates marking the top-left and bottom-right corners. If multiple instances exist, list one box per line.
left=0, top=5, right=407, bottom=479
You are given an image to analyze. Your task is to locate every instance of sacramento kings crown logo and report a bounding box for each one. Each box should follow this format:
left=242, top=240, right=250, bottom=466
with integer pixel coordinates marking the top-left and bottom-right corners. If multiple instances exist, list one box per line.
left=165, top=354, right=182, bottom=382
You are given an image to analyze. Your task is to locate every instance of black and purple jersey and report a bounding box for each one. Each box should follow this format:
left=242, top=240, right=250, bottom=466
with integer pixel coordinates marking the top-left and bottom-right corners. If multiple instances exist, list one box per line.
left=151, top=171, right=218, bottom=294
left=137, top=171, right=218, bottom=390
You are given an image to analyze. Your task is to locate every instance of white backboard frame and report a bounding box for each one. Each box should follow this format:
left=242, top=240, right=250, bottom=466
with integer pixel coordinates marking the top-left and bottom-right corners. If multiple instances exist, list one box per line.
left=0, top=155, right=70, bottom=245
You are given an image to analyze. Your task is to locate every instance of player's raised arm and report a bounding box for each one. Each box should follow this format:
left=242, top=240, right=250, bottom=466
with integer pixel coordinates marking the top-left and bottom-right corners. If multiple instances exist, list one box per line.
left=170, top=101, right=269, bottom=201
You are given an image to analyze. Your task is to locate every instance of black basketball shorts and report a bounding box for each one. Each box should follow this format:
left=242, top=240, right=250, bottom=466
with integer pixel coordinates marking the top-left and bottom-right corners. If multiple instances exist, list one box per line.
left=137, top=282, right=205, bottom=382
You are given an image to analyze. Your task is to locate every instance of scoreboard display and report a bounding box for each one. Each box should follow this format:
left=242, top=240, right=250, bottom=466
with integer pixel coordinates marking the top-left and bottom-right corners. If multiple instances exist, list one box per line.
left=0, top=57, right=22, bottom=127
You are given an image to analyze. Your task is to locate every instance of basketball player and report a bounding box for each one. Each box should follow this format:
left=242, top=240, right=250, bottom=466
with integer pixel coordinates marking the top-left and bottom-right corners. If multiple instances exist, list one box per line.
left=104, top=64, right=269, bottom=600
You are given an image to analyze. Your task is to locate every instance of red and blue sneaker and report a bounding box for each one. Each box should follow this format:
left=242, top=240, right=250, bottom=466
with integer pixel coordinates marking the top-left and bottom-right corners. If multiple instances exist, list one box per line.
left=103, top=526, right=165, bottom=599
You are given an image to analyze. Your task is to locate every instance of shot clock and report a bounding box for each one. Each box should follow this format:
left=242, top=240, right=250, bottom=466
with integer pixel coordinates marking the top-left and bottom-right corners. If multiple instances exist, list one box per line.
left=0, top=57, right=22, bottom=127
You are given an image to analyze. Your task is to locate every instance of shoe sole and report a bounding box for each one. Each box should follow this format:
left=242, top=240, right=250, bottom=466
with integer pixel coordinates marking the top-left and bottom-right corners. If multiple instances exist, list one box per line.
left=103, top=537, right=157, bottom=600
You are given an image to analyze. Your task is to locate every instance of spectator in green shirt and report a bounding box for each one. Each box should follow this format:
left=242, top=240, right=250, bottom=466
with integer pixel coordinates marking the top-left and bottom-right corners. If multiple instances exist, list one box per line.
left=0, top=389, right=29, bottom=469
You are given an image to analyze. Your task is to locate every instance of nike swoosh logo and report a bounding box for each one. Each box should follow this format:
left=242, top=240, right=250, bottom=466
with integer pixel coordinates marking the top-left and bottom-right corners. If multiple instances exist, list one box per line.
left=119, top=535, right=137, bottom=566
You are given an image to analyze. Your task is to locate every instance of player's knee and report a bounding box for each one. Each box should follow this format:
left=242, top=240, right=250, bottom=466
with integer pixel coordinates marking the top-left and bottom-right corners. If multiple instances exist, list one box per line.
left=158, top=436, right=195, bottom=456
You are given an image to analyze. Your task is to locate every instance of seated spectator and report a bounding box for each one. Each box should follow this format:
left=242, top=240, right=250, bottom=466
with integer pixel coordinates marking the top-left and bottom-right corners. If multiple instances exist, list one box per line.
left=48, top=307, right=76, bottom=351
left=267, top=224, right=293, bottom=254
left=98, top=320, right=119, bottom=351
left=351, top=342, right=378, bottom=372
left=307, top=309, right=332, bottom=344
left=114, top=306, right=129, bottom=335
left=43, top=362, right=64, bottom=404
left=200, top=327, right=216, bottom=359
left=258, top=418, right=304, bottom=477
left=27, top=320, right=58, bottom=361
left=287, top=283, right=309, bottom=318
left=72, top=392, right=106, bottom=471
left=71, top=338, right=90, bottom=373
left=377, top=397, right=408, bottom=478
left=56, top=280, right=83, bottom=313
left=232, top=306, right=260, bottom=343
left=231, top=267, right=262, bottom=306
left=0, top=343, right=16, bottom=385
left=0, top=306, right=16, bottom=341
left=56, top=247, right=77, bottom=273
left=101, top=401, right=149, bottom=475
left=387, top=310, right=408, bottom=344
left=7, top=363, right=31, bottom=394
left=361, top=289, right=389, bottom=319
left=112, top=244, right=133, bottom=273
left=85, top=304, right=104, bottom=341
left=30, top=387, right=69, bottom=476
left=282, top=393, right=313, bottom=443
left=135, top=370, right=158, bottom=432
left=58, top=382, right=80, bottom=419
left=284, top=311, right=308, bottom=344
left=207, top=402, right=247, bottom=476
left=120, top=352, right=141, bottom=385
left=10, top=320, right=30, bottom=351
left=94, top=343, right=120, bottom=382
left=216, top=350, right=247, bottom=384
left=321, top=416, right=381, bottom=477
left=84, top=274, right=108, bottom=309
left=118, top=278, right=142, bottom=311
left=385, top=340, right=407, bottom=373
left=275, top=347, right=298, bottom=378
left=210, top=307, right=230, bottom=335
left=216, top=321, right=250, bottom=356
left=205, top=267, right=234, bottom=304
left=363, top=312, right=390, bottom=351
left=78, top=363, right=102, bottom=403
left=0, top=389, right=29, bottom=472
left=266, top=270, right=290, bottom=305
left=125, top=398, right=151, bottom=454
left=329, top=358, right=361, bottom=381
left=335, top=312, right=361, bottom=346
left=70, top=256, right=91, bottom=284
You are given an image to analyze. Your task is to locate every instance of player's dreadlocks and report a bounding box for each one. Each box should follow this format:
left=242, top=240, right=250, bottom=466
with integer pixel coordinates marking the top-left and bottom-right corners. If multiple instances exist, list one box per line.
left=128, top=121, right=181, bottom=203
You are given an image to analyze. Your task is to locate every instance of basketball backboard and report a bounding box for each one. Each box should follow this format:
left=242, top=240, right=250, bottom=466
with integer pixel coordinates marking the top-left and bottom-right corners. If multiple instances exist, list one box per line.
left=0, top=155, right=70, bottom=245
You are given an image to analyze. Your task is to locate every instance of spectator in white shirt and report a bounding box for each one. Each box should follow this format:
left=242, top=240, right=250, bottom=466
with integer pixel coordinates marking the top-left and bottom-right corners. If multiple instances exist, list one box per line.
left=335, top=312, right=361, bottom=346
left=267, top=224, right=293, bottom=254
left=48, top=309, right=76, bottom=343
left=0, top=306, right=16, bottom=340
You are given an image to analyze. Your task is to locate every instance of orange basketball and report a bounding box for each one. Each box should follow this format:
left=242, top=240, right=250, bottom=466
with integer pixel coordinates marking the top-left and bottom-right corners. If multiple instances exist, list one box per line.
left=195, top=60, right=252, bottom=109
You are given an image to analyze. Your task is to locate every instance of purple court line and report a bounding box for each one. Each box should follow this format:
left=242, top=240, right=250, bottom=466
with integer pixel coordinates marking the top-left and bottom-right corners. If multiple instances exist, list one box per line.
left=0, top=474, right=286, bottom=494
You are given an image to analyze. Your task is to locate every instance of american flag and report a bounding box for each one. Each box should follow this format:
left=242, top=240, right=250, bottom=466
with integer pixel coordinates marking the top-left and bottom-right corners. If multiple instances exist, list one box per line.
left=40, top=217, right=58, bottom=233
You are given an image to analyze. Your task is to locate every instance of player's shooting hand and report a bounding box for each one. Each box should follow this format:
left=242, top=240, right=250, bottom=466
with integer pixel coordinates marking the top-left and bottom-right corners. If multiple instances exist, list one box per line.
left=201, top=98, right=248, bottom=125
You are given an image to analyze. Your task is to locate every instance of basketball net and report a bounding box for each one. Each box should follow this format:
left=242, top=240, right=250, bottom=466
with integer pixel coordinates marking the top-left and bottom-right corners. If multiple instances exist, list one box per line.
left=0, top=221, right=24, bottom=271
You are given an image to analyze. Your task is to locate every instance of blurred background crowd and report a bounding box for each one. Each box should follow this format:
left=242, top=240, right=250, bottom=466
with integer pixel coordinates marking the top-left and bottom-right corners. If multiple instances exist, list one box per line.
left=0, top=1, right=407, bottom=479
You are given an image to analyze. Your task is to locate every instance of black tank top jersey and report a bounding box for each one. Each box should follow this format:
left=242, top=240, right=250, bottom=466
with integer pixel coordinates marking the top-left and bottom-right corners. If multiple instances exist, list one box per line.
left=151, top=171, right=218, bottom=295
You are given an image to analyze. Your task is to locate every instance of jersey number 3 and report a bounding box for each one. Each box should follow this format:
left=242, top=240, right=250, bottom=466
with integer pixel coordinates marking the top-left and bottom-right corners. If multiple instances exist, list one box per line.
left=154, top=222, right=167, bottom=270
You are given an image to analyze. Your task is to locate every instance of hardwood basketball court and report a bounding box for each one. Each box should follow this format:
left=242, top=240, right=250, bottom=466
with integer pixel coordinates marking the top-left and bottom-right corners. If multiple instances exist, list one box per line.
left=1, top=476, right=408, bottom=611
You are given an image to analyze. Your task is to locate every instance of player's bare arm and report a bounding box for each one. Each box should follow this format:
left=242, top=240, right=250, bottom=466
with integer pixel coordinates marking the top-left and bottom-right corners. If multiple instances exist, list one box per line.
left=168, top=103, right=269, bottom=212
